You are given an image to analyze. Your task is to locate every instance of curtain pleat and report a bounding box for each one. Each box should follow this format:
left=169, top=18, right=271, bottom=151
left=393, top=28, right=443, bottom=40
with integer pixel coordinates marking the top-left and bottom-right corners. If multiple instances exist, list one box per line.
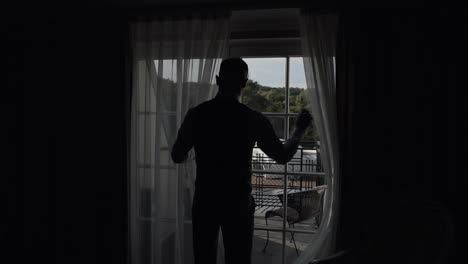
left=129, top=13, right=230, bottom=264
left=295, top=11, right=340, bottom=263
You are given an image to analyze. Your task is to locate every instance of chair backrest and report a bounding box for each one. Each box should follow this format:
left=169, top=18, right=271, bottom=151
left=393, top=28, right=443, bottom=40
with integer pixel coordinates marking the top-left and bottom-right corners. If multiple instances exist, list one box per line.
left=278, top=185, right=327, bottom=222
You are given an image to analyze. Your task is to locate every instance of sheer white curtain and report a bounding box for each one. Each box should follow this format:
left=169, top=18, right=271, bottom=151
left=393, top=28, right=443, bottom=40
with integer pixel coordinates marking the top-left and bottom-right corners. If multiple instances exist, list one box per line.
left=295, top=11, right=340, bottom=263
left=129, top=13, right=230, bottom=264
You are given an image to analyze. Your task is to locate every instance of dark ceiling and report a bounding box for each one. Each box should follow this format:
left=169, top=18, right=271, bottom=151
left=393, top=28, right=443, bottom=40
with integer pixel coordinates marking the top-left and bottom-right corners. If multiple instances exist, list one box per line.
left=10, top=0, right=338, bottom=10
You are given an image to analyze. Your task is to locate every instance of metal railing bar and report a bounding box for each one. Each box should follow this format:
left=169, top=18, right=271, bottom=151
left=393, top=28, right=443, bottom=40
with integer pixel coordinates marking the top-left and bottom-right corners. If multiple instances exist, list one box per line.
left=252, top=170, right=325, bottom=177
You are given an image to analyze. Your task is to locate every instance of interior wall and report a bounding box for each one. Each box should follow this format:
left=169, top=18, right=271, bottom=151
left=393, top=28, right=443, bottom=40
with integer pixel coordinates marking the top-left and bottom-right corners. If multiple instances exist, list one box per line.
left=3, top=11, right=129, bottom=264
left=336, top=9, right=467, bottom=264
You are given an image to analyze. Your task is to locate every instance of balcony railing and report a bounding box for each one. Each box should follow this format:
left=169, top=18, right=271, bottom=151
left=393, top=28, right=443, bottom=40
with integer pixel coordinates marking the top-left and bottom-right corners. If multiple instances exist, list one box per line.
left=251, top=143, right=324, bottom=209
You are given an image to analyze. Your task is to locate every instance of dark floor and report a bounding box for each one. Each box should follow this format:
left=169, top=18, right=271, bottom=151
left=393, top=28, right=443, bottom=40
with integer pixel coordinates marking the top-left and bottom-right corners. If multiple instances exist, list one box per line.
left=251, top=203, right=319, bottom=264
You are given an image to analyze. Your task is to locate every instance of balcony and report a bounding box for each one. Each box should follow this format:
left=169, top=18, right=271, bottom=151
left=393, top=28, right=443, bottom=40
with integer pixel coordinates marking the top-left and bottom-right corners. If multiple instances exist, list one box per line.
left=251, top=143, right=325, bottom=263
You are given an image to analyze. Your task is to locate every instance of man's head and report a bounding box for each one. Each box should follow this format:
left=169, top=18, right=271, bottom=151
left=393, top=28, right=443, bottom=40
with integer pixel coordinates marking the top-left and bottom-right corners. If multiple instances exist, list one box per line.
left=216, top=57, right=249, bottom=94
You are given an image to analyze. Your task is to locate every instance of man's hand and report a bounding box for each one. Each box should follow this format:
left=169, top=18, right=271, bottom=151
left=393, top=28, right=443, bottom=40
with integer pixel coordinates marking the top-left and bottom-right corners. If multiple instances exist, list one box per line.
left=296, top=109, right=312, bottom=130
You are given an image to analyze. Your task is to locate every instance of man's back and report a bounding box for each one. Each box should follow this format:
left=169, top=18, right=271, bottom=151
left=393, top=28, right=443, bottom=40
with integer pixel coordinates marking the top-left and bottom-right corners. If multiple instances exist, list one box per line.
left=181, top=96, right=264, bottom=197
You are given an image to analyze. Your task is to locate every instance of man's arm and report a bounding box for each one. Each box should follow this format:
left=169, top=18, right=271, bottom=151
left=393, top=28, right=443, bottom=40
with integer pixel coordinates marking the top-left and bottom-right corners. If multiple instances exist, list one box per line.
left=256, top=110, right=312, bottom=164
left=171, top=109, right=195, bottom=163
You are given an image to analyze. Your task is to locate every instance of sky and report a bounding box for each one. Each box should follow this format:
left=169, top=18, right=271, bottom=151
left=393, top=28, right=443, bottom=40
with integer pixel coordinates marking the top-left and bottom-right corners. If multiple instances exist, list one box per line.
left=243, top=57, right=307, bottom=88
left=153, top=57, right=307, bottom=88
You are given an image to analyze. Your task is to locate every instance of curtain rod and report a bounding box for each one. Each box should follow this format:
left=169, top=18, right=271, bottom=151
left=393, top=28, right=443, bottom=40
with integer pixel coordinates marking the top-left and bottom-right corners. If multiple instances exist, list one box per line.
left=120, top=4, right=338, bottom=17
left=5, top=5, right=339, bottom=22
left=7, top=3, right=338, bottom=18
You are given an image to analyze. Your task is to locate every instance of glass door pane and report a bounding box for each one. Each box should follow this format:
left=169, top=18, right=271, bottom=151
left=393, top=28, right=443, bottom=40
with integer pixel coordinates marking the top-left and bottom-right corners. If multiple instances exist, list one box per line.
left=288, top=57, right=310, bottom=114
left=288, top=117, right=320, bottom=143
left=241, top=58, right=286, bottom=113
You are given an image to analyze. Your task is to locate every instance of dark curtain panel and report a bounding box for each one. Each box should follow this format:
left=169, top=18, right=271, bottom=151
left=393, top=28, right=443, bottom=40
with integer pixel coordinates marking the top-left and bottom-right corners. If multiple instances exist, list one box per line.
left=3, top=9, right=131, bottom=264
left=335, top=9, right=467, bottom=264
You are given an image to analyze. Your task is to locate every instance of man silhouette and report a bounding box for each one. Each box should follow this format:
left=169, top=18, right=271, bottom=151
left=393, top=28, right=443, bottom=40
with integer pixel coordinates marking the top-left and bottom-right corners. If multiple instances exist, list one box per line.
left=172, top=57, right=312, bottom=264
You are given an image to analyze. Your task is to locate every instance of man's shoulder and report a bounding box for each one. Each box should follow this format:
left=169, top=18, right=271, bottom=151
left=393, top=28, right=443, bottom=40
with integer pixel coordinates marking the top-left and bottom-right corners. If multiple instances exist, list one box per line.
left=185, top=99, right=222, bottom=120
left=184, top=98, right=210, bottom=110
left=238, top=102, right=259, bottom=115
left=189, top=99, right=216, bottom=113
left=244, top=107, right=266, bottom=120
left=189, top=99, right=263, bottom=120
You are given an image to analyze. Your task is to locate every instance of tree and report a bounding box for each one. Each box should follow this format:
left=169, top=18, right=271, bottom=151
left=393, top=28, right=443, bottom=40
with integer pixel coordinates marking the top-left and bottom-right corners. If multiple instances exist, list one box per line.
left=241, top=81, right=319, bottom=142
left=241, top=80, right=269, bottom=112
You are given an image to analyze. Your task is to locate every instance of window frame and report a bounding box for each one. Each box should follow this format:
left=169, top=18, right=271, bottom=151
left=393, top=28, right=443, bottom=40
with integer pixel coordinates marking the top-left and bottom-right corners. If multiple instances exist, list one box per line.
left=234, top=53, right=326, bottom=263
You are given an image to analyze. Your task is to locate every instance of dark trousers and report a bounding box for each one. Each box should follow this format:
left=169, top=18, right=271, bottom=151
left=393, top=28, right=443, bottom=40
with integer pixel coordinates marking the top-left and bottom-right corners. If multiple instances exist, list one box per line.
left=192, top=193, right=255, bottom=264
